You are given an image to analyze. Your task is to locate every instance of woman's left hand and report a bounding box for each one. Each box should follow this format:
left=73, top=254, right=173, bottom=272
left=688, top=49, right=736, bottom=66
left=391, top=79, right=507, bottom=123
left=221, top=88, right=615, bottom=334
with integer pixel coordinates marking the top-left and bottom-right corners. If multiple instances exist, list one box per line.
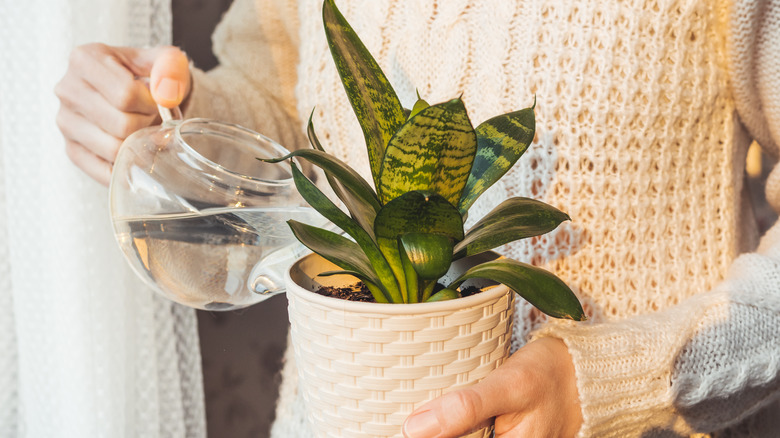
left=402, top=337, right=583, bottom=438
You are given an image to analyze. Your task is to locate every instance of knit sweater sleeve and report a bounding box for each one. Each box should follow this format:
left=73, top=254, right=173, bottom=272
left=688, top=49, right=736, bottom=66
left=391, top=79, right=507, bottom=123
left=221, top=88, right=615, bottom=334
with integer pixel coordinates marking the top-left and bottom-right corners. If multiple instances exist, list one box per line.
left=182, top=0, right=307, bottom=152
left=532, top=2, right=780, bottom=436
left=533, top=220, right=780, bottom=436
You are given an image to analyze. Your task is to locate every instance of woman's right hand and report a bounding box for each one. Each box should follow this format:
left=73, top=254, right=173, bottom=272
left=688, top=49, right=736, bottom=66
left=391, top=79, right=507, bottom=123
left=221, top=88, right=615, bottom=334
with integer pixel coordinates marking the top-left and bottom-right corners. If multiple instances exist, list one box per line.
left=55, top=44, right=191, bottom=186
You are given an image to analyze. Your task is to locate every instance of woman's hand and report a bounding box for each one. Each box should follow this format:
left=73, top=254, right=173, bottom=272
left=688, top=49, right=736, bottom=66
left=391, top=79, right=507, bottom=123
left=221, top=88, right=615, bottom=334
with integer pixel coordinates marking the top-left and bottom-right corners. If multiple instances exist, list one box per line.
left=54, top=43, right=191, bottom=185
left=403, top=337, right=583, bottom=438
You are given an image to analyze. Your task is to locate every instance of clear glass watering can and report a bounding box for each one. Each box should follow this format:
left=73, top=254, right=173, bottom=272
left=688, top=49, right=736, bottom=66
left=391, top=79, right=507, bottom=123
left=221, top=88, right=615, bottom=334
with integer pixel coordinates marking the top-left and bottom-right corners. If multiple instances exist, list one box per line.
left=109, top=107, right=324, bottom=311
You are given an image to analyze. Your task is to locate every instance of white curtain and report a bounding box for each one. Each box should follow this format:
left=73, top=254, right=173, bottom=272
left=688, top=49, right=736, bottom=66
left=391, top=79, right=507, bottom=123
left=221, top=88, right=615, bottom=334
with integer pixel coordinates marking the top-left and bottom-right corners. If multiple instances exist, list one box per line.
left=0, top=0, right=206, bottom=436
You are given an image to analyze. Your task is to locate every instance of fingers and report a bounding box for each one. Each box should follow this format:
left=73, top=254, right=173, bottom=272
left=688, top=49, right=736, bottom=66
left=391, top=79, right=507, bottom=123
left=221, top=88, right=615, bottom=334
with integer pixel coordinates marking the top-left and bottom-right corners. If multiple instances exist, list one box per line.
left=64, top=141, right=112, bottom=187
left=402, top=337, right=582, bottom=438
left=55, top=76, right=157, bottom=140
left=405, top=352, right=542, bottom=437
left=56, top=107, right=123, bottom=162
left=55, top=43, right=189, bottom=185
left=403, top=363, right=532, bottom=438
left=64, top=44, right=157, bottom=114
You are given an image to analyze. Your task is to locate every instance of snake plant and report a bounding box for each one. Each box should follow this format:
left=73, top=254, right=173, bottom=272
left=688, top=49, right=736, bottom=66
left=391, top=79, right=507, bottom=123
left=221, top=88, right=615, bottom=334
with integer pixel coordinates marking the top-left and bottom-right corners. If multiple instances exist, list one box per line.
left=264, top=0, right=585, bottom=320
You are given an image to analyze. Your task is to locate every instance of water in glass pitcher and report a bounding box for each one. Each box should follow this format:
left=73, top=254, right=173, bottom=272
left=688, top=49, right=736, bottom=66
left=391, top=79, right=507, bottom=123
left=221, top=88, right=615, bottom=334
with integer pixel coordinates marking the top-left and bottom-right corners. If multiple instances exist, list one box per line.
left=114, top=206, right=325, bottom=311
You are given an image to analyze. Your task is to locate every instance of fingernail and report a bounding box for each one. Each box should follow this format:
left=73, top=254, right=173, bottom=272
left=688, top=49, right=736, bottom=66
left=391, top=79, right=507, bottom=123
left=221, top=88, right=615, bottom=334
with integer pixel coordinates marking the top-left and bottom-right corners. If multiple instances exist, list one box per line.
left=403, top=410, right=441, bottom=438
left=154, top=77, right=182, bottom=104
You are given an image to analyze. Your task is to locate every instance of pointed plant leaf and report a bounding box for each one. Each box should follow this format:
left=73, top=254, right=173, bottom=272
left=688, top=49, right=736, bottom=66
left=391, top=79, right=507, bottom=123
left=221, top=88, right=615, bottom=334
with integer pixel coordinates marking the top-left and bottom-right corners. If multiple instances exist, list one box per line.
left=409, top=91, right=429, bottom=118
left=287, top=220, right=387, bottom=299
left=378, top=98, right=477, bottom=206
left=458, top=107, right=535, bottom=214
left=449, top=259, right=585, bottom=320
left=307, top=110, right=326, bottom=152
left=454, top=197, right=570, bottom=258
left=323, top=0, right=406, bottom=193
left=307, top=114, right=377, bottom=236
left=259, top=148, right=380, bottom=214
left=290, top=163, right=402, bottom=302
left=400, top=233, right=453, bottom=280
left=374, top=191, right=464, bottom=241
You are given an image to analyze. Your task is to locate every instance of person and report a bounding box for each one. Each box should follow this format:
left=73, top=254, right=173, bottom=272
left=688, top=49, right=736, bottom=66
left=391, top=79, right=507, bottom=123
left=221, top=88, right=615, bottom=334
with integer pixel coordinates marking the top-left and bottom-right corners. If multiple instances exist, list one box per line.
left=55, top=0, right=780, bottom=436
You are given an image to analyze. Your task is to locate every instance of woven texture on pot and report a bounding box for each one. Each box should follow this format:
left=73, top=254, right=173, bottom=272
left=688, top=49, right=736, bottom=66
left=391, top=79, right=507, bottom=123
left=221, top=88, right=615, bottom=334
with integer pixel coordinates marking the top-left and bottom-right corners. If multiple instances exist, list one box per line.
left=286, top=253, right=515, bottom=438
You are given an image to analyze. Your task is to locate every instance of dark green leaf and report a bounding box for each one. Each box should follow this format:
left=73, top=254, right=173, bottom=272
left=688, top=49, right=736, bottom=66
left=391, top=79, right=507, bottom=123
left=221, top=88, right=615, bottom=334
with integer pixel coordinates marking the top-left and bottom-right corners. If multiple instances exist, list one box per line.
left=374, top=191, right=464, bottom=241
left=259, top=148, right=380, bottom=214
left=454, top=197, right=570, bottom=258
left=449, top=259, right=585, bottom=320
left=400, top=233, right=453, bottom=280
left=378, top=98, right=477, bottom=206
left=290, top=163, right=402, bottom=302
left=323, top=0, right=406, bottom=194
left=307, top=113, right=377, bottom=236
left=287, top=220, right=388, bottom=301
left=458, top=106, right=535, bottom=214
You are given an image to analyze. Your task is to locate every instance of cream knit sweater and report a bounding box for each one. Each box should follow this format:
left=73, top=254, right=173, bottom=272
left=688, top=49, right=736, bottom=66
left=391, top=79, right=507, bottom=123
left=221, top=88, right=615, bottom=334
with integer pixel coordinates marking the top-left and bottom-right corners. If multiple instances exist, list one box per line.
left=185, top=0, right=780, bottom=436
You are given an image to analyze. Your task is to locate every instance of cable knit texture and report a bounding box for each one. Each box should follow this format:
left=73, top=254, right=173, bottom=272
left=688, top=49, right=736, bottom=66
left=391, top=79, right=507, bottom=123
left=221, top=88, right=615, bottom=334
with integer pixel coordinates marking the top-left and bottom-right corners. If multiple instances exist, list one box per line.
left=185, top=0, right=780, bottom=436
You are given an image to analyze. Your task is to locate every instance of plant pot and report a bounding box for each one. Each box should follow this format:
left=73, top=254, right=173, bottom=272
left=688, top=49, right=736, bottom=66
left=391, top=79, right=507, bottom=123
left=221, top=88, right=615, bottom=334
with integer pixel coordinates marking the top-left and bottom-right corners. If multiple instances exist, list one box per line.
left=285, top=251, right=515, bottom=438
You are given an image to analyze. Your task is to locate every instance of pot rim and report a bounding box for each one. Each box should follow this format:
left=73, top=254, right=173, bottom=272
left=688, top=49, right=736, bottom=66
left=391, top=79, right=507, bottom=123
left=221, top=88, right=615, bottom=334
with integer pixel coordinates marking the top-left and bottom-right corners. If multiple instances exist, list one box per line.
left=286, top=252, right=511, bottom=315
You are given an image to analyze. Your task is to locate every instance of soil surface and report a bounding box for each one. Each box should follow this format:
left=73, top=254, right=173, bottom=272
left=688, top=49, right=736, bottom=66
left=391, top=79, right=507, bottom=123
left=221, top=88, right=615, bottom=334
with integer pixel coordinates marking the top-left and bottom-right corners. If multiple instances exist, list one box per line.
left=314, top=282, right=484, bottom=302
left=315, top=283, right=376, bottom=302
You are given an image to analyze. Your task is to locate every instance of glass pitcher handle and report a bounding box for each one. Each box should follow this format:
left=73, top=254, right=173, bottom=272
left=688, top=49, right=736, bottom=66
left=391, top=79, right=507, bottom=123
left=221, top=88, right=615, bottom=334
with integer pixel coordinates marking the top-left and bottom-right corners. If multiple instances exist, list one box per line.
left=157, top=104, right=183, bottom=123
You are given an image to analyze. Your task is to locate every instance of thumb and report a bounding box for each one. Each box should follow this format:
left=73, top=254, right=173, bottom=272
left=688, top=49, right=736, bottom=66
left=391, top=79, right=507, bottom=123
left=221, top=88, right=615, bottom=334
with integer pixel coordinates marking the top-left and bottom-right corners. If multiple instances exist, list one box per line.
left=402, top=349, right=542, bottom=438
left=149, top=47, right=191, bottom=108
left=115, top=46, right=191, bottom=108
left=402, top=387, right=497, bottom=438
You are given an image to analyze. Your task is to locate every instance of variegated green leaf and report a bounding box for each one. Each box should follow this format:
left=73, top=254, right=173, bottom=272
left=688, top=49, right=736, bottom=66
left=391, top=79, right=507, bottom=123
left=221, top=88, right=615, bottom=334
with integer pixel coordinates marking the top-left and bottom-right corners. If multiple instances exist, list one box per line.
left=449, top=259, right=586, bottom=320
left=458, top=106, right=535, bottom=214
left=399, top=243, right=420, bottom=303
left=287, top=220, right=389, bottom=302
left=323, top=0, right=406, bottom=194
left=290, top=163, right=402, bottom=302
left=409, top=91, right=429, bottom=118
left=373, top=191, right=464, bottom=241
left=454, top=197, right=569, bottom=258
left=378, top=98, right=477, bottom=205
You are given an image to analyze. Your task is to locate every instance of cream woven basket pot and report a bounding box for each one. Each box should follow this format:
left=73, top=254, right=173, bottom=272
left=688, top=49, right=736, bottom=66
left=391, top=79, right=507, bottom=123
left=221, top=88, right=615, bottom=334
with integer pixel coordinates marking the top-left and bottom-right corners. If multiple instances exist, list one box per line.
left=285, top=251, right=515, bottom=438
